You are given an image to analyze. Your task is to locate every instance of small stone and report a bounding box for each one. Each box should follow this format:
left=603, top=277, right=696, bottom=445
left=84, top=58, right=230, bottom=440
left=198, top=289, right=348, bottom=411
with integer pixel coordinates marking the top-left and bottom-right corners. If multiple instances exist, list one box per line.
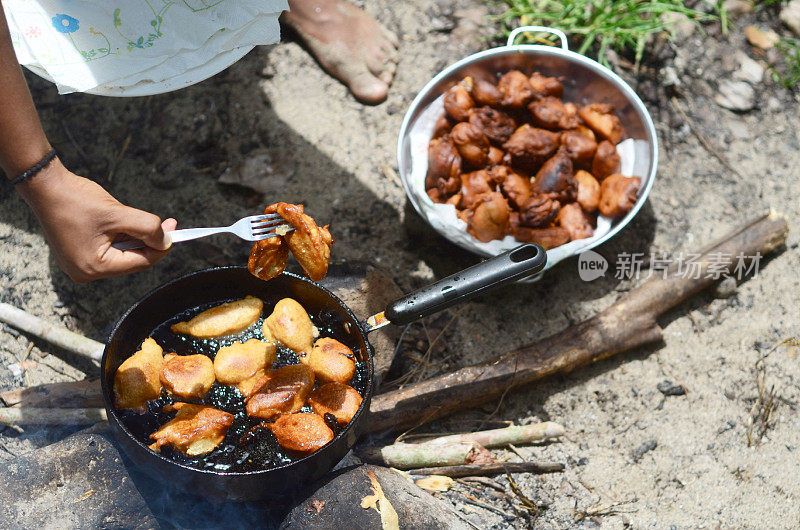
left=745, top=26, right=779, bottom=50
left=663, top=12, right=696, bottom=41
left=577, top=457, right=589, bottom=466
left=661, top=65, right=681, bottom=87
left=781, top=0, right=800, bottom=36
left=733, top=51, right=764, bottom=84
left=714, top=79, right=756, bottom=111
left=632, top=440, right=658, bottom=462
left=657, top=380, right=686, bottom=396
left=723, top=0, right=754, bottom=17
left=713, top=276, right=738, bottom=298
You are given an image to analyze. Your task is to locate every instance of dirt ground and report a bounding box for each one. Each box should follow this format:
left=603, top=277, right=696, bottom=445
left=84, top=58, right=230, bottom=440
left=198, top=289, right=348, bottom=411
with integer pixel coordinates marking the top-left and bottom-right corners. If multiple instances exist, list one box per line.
left=1, top=0, right=800, bottom=528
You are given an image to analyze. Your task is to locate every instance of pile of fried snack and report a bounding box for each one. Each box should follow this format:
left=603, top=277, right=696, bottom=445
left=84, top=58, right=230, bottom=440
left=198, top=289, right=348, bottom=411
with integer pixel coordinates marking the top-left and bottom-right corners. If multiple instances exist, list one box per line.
left=113, top=295, right=362, bottom=457
left=248, top=202, right=333, bottom=282
left=426, top=71, right=642, bottom=248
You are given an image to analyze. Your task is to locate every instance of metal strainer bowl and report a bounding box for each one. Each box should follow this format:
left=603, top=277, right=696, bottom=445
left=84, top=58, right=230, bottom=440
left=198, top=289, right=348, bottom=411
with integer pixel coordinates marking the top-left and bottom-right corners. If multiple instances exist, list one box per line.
left=396, top=26, right=658, bottom=274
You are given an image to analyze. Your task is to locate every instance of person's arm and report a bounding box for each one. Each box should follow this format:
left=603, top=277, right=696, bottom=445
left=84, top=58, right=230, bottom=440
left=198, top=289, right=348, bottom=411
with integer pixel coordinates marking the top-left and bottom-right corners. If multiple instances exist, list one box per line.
left=0, top=5, right=176, bottom=283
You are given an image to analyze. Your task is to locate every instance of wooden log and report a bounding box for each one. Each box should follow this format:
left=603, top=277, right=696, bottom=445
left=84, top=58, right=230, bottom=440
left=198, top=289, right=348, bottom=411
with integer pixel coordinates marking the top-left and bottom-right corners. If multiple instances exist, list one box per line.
left=415, top=422, right=564, bottom=448
left=0, top=379, right=104, bottom=408
left=0, top=303, right=104, bottom=361
left=410, top=462, right=564, bottom=478
left=0, top=407, right=106, bottom=425
left=365, top=211, right=789, bottom=434
left=360, top=441, right=490, bottom=469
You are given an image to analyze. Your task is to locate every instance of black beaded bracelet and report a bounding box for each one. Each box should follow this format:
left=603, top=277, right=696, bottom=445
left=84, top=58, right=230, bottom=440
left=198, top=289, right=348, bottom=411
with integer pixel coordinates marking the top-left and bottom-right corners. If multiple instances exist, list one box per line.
left=10, top=148, right=58, bottom=186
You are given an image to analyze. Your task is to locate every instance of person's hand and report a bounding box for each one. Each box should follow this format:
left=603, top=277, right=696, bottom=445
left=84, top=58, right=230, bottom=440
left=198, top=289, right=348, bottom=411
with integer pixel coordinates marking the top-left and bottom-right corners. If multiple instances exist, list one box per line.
left=16, top=158, right=176, bottom=283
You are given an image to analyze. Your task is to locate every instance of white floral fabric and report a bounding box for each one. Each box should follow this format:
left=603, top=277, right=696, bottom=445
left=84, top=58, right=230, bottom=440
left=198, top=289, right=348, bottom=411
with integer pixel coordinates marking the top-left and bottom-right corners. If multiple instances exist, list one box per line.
left=4, top=0, right=288, bottom=95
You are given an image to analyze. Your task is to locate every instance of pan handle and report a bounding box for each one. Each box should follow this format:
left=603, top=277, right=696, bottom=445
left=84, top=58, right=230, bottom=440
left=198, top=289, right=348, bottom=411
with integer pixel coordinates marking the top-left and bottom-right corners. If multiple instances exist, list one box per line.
left=383, top=243, right=546, bottom=326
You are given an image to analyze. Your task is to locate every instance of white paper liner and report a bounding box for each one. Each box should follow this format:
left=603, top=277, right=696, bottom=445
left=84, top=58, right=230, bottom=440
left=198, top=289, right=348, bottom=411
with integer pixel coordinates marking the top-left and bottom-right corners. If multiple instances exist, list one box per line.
left=408, top=95, right=646, bottom=266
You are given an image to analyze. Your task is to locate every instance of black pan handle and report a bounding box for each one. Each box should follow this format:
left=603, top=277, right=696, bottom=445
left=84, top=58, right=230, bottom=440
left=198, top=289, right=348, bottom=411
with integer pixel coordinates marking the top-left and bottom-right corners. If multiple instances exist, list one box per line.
left=384, top=243, right=546, bottom=326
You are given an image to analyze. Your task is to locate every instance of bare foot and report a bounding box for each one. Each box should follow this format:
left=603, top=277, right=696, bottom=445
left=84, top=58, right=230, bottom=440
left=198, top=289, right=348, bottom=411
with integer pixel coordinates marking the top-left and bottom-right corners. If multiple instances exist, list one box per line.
left=282, top=0, right=399, bottom=104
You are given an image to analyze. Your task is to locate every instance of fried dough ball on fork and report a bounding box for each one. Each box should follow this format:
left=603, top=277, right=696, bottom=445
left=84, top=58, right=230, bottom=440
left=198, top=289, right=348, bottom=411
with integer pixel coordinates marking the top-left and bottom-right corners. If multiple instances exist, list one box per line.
left=273, top=203, right=334, bottom=282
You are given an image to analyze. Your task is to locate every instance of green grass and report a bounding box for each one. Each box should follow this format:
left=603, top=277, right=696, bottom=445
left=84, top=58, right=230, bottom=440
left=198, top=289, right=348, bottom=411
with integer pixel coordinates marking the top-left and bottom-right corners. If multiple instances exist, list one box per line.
left=770, top=37, right=800, bottom=88
left=499, top=0, right=721, bottom=68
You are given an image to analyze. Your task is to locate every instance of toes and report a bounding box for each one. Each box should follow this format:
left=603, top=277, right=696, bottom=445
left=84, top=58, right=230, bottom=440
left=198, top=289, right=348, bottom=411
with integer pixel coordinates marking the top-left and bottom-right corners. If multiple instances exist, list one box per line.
left=381, top=26, right=400, bottom=48
left=349, top=72, right=389, bottom=104
left=378, top=61, right=396, bottom=85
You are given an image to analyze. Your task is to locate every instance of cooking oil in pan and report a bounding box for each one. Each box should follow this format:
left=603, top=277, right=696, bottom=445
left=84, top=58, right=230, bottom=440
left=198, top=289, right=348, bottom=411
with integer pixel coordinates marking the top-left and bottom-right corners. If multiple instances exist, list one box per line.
left=117, top=296, right=366, bottom=473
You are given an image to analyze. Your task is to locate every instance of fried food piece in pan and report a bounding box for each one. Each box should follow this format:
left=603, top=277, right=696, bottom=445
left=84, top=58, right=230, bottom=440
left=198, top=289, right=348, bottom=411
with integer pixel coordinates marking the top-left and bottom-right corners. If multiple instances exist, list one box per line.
left=248, top=236, right=290, bottom=282
left=501, top=124, right=560, bottom=171
left=305, top=337, right=356, bottom=384
left=309, top=382, right=363, bottom=425
left=427, top=136, right=462, bottom=196
left=267, top=413, right=334, bottom=453
left=114, top=338, right=164, bottom=413
left=466, top=192, right=510, bottom=243
left=171, top=295, right=263, bottom=339
left=497, top=70, right=535, bottom=108
left=246, top=364, right=315, bottom=419
left=274, top=202, right=333, bottom=282
left=519, top=194, right=560, bottom=228
left=160, top=353, right=215, bottom=400
left=561, top=130, right=598, bottom=166
left=468, top=106, right=516, bottom=145
left=487, top=146, right=504, bottom=166
left=264, top=298, right=316, bottom=354
left=531, top=149, right=577, bottom=203
left=458, top=170, right=494, bottom=210
left=592, top=140, right=621, bottom=181
left=528, top=72, right=563, bottom=99
left=557, top=202, right=595, bottom=241
left=578, top=103, right=624, bottom=144
left=599, top=174, right=641, bottom=218
left=528, top=97, right=579, bottom=130
left=496, top=166, right=532, bottom=210
left=513, top=226, right=571, bottom=249
left=471, top=78, right=502, bottom=106
left=432, top=114, right=452, bottom=139
left=149, top=403, right=234, bottom=456
left=451, top=122, right=490, bottom=168
left=214, top=338, right=277, bottom=385
left=443, top=83, right=475, bottom=122
left=574, top=170, right=601, bottom=213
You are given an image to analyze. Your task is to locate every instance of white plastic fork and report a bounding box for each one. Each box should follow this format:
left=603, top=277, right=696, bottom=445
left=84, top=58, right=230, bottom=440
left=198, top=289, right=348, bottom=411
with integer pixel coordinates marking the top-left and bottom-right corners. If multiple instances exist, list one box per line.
left=111, top=214, right=294, bottom=251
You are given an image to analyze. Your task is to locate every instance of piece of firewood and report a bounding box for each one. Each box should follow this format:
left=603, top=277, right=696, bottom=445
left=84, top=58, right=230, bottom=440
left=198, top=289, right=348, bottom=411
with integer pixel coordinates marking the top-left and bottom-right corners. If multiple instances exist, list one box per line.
left=0, top=303, right=104, bottom=361
left=0, top=379, right=104, bottom=408
left=0, top=407, right=106, bottom=425
left=360, top=441, right=491, bottom=469
left=411, top=462, right=564, bottom=478
left=411, top=422, right=564, bottom=448
left=365, top=211, right=789, bottom=434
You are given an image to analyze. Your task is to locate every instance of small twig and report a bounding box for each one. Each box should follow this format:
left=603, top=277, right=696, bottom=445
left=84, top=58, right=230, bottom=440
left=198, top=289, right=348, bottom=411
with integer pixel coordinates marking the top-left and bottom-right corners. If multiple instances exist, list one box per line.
left=457, top=476, right=507, bottom=494
left=460, top=492, right=515, bottom=520
left=0, top=437, right=17, bottom=456
left=574, top=499, right=637, bottom=521
left=670, top=97, right=746, bottom=181
left=107, top=133, right=132, bottom=181
left=505, top=469, right=540, bottom=515
left=411, top=461, right=564, bottom=478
